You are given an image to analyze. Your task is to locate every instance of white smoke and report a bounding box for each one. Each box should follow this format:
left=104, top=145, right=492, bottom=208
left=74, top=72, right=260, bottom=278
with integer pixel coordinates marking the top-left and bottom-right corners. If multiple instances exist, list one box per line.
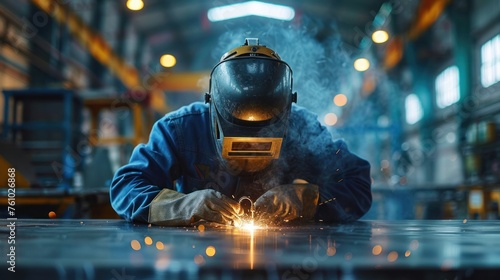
left=211, top=17, right=351, bottom=117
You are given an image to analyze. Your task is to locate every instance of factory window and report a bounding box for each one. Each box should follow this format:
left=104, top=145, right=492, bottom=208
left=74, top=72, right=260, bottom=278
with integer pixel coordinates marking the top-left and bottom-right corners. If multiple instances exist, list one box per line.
left=405, top=94, right=423, bottom=124
left=435, top=65, right=460, bottom=108
left=480, top=34, right=500, bottom=88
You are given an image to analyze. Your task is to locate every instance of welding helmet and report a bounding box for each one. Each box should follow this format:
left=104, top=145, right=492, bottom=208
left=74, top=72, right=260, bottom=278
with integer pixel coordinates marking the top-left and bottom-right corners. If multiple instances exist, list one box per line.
left=205, top=38, right=297, bottom=174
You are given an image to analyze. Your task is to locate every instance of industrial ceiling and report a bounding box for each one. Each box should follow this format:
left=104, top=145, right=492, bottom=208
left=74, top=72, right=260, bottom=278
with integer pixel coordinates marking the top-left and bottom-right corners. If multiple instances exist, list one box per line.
left=1, top=0, right=454, bottom=115
left=127, top=0, right=394, bottom=70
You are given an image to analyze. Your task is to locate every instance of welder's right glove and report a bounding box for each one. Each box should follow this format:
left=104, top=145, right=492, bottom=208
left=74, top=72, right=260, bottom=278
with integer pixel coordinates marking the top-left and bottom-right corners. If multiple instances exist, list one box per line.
left=148, top=188, right=243, bottom=226
left=254, top=183, right=319, bottom=224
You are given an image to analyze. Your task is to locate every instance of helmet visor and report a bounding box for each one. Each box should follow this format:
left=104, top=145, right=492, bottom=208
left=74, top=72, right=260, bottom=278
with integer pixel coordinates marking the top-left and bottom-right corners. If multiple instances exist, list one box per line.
left=210, top=57, right=293, bottom=126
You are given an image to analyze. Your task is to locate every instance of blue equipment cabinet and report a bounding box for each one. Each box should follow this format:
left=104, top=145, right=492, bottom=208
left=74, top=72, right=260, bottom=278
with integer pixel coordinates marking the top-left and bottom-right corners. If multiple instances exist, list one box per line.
left=1, top=88, right=83, bottom=189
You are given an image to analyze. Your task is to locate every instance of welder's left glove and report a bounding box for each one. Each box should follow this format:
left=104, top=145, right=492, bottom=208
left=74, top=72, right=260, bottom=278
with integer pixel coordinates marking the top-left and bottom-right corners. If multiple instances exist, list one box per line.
left=254, top=181, right=319, bottom=224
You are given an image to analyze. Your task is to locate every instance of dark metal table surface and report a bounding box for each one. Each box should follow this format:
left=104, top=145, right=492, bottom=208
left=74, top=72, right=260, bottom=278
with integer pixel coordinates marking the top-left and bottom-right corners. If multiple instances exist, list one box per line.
left=2, top=219, right=500, bottom=279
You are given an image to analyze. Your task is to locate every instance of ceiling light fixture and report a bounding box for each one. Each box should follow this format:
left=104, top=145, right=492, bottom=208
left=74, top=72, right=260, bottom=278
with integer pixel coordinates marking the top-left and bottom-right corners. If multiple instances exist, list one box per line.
left=372, top=30, right=389, bottom=43
left=354, top=58, right=370, bottom=72
left=207, top=1, right=295, bottom=22
left=126, top=0, right=144, bottom=11
left=160, top=54, right=177, bottom=68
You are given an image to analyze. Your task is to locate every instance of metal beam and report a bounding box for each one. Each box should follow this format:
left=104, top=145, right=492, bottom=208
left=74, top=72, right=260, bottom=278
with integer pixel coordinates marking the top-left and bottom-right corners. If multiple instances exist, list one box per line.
left=30, top=0, right=140, bottom=89
left=146, top=71, right=210, bottom=92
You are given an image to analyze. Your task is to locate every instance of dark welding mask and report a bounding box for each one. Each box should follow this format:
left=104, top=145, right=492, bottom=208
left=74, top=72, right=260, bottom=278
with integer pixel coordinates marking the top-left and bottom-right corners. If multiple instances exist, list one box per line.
left=205, top=38, right=297, bottom=174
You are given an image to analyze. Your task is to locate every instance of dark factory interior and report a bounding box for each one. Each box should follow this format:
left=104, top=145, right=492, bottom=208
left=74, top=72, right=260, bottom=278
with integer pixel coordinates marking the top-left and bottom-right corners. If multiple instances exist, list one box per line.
left=1, top=0, right=500, bottom=279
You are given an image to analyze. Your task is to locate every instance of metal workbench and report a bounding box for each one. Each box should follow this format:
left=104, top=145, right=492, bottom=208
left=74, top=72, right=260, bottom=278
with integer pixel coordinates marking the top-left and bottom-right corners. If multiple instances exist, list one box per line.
left=1, top=219, right=500, bottom=279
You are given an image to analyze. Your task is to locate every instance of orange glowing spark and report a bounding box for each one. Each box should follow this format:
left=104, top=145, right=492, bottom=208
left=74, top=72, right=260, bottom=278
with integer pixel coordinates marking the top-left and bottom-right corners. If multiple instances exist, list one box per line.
left=156, top=241, right=165, bottom=250
left=206, top=246, right=216, bottom=257
left=326, top=247, right=336, bottom=256
left=198, top=224, right=205, bottom=232
left=372, top=245, right=383, bottom=255
left=131, top=240, right=141, bottom=251
left=387, top=251, right=398, bottom=262
left=194, top=254, right=205, bottom=265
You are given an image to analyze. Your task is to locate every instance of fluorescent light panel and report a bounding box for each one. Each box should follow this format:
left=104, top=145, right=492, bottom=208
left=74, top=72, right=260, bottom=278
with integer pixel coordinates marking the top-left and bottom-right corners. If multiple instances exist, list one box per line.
left=208, top=1, right=295, bottom=22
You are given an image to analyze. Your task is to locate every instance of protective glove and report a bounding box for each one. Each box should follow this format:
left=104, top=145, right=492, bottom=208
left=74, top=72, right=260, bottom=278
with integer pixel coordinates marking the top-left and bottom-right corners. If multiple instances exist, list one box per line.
left=254, top=181, right=319, bottom=224
left=148, top=188, right=243, bottom=226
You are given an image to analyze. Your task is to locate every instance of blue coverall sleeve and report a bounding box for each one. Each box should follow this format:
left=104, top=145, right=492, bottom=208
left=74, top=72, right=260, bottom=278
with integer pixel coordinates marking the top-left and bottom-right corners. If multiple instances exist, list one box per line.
left=314, top=139, right=372, bottom=222
left=287, top=107, right=372, bottom=222
left=110, top=119, right=180, bottom=222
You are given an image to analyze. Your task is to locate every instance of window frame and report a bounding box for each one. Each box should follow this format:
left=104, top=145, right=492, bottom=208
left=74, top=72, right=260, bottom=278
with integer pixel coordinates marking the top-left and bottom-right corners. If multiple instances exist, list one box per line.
left=435, top=65, right=460, bottom=109
left=405, top=93, right=423, bottom=125
left=480, top=33, right=500, bottom=88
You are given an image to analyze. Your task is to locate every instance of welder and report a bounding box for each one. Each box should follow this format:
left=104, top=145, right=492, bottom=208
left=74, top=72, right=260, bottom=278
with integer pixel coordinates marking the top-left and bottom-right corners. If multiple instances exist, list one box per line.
left=110, top=38, right=372, bottom=226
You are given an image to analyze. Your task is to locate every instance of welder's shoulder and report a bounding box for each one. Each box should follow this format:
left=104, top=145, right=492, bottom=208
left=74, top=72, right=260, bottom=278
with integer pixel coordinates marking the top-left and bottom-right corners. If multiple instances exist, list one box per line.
left=157, top=102, right=209, bottom=125
left=290, top=104, right=320, bottom=124
left=291, top=103, right=315, bottom=116
left=290, top=105, right=350, bottom=148
left=290, top=104, right=331, bottom=136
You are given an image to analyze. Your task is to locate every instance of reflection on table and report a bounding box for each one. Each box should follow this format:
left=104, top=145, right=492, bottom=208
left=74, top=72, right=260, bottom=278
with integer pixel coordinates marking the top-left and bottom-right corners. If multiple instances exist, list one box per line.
left=1, top=219, right=500, bottom=279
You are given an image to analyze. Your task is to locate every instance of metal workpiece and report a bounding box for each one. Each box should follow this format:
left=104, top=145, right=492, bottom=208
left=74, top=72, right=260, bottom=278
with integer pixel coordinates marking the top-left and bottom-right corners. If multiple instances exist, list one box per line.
left=238, top=196, right=255, bottom=220
left=1, top=219, right=500, bottom=279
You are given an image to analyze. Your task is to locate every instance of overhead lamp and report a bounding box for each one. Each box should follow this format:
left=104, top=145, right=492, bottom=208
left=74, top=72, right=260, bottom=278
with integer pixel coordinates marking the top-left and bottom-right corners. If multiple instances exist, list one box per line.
left=127, top=0, right=144, bottom=11
left=207, top=1, right=295, bottom=22
left=333, top=94, right=348, bottom=107
left=160, top=54, right=176, bottom=68
left=354, top=58, right=370, bottom=72
left=372, top=30, right=389, bottom=43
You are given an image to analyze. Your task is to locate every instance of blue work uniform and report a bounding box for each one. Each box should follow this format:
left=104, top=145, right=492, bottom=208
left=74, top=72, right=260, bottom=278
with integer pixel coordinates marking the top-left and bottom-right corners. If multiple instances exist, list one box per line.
left=110, top=102, right=372, bottom=223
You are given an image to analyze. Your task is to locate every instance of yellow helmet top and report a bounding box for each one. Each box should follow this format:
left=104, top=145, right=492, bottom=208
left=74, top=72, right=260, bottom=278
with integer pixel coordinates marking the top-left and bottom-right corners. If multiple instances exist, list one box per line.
left=220, top=38, right=281, bottom=61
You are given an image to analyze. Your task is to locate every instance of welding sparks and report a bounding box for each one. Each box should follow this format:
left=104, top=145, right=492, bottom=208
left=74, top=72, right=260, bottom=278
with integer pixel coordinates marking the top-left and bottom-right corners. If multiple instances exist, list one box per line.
left=237, top=196, right=259, bottom=231
left=318, top=197, right=336, bottom=206
left=241, top=220, right=259, bottom=231
left=239, top=196, right=255, bottom=220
